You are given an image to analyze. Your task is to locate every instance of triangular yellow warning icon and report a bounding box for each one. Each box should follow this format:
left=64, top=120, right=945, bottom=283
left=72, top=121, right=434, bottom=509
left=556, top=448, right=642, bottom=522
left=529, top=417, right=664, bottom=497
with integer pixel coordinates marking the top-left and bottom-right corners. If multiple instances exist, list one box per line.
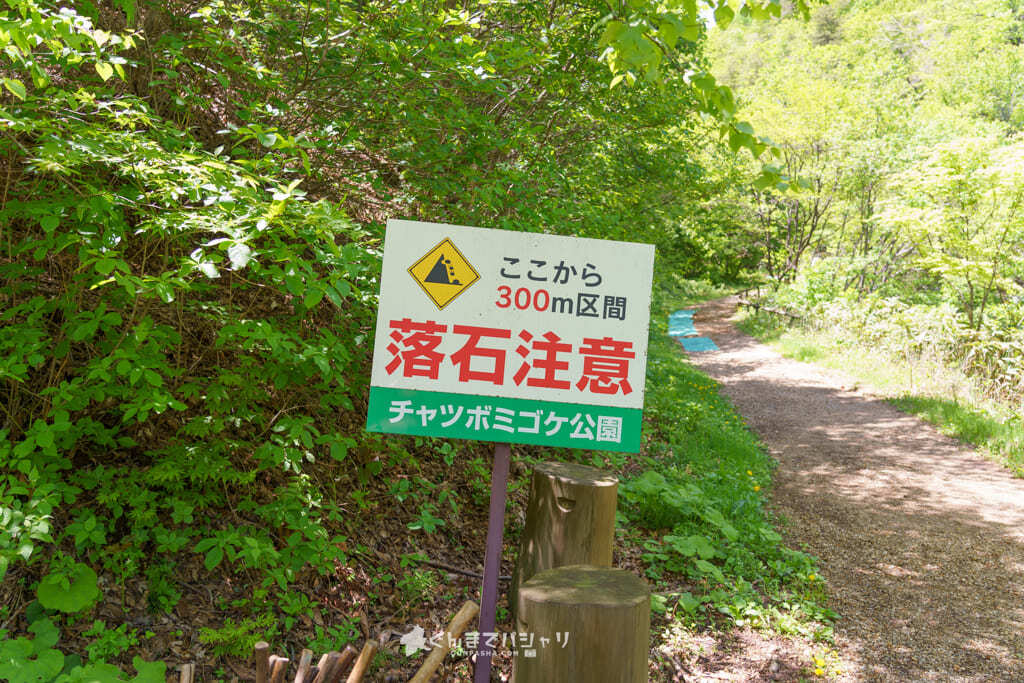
left=408, top=238, right=480, bottom=309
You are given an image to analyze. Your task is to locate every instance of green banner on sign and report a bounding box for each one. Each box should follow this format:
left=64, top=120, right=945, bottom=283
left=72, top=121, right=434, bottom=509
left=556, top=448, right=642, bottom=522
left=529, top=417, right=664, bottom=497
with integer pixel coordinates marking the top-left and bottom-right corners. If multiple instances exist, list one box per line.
left=367, top=386, right=642, bottom=453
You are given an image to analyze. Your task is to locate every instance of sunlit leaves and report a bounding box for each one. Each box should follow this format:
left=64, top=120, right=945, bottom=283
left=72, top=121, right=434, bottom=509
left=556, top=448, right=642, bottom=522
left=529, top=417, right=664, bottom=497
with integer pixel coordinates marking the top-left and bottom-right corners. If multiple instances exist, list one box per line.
left=714, top=3, right=735, bottom=30
left=94, top=62, right=114, bottom=81
left=878, top=135, right=1024, bottom=326
left=227, top=243, right=252, bottom=270
left=3, top=77, right=25, bottom=99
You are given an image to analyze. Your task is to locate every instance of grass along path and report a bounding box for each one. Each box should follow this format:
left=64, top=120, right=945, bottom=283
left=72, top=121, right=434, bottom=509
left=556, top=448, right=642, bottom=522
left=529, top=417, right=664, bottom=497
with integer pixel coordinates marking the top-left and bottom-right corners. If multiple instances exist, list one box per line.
left=737, top=310, right=1024, bottom=477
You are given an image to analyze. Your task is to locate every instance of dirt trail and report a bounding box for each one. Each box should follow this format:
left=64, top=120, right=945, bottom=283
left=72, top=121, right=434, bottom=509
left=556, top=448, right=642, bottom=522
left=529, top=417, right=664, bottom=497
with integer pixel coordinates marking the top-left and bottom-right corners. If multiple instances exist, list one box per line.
left=685, top=297, right=1024, bottom=682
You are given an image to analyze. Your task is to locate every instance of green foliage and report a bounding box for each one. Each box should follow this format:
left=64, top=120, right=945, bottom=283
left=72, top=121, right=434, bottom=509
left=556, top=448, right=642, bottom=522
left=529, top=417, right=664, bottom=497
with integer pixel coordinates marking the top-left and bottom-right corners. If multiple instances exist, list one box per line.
left=0, top=0, right=378, bottom=660
left=82, top=622, right=144, bottom=664
left=0, top=619, right=65, bottom=683
left=144, top=563, right=181, bottom=614
left=708, top=0, right=1024, bottom=298
left=407, top=506, right=446, bottom=534
left=0, top=617, right=164, bottom=683
left=306, top=619, right=362, bottom=654
left=396, top=568, right=440, bottom=609
left=36, top=563, right=100, bottom=614
left=878, top=137, right=1024, bottom=329
left=198, top=615, right=278, bottom=658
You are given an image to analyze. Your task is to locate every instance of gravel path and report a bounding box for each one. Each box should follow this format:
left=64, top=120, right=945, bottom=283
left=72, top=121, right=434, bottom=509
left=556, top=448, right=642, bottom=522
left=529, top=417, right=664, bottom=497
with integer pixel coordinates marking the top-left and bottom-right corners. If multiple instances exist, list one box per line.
left=685, top=297, right=1024, bottom=682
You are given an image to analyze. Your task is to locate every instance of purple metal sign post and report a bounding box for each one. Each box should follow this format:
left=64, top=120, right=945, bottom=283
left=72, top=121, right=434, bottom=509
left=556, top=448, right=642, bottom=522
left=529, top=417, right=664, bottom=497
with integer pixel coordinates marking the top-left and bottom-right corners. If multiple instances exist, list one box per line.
left=472, top=442, right=511, bottom=683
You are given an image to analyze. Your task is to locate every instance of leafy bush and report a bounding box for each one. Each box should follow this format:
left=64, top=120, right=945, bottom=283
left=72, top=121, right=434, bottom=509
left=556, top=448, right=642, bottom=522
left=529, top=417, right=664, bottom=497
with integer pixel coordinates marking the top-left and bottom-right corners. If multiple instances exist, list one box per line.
left=0, top=1, right=380, bottom=654
left=0, top=617, right=164, bottom=683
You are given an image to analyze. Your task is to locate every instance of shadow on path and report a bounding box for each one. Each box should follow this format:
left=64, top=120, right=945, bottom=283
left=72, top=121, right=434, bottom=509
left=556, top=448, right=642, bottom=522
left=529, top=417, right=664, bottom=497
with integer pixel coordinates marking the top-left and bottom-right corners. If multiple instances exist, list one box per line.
left=685, top=297, right=1024, bottom=682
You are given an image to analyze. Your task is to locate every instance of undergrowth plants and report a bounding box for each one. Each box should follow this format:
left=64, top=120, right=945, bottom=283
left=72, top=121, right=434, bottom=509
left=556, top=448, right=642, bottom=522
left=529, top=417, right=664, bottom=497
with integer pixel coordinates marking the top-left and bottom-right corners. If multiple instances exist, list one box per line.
left=0, top=613, right=165, bottom=683
left=0, top=0, right=430, bottom=669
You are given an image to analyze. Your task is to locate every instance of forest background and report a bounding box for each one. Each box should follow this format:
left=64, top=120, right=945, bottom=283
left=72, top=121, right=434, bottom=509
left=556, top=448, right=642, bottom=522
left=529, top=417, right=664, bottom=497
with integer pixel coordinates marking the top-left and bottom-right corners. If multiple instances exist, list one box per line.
left=1, top=0, right=1022, bottom=680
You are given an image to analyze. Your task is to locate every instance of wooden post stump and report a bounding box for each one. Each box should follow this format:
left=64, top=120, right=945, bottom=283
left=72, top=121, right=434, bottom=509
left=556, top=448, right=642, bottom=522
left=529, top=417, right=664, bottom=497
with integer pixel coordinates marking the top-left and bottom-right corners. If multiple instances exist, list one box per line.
left=513, top=565, right=650, bottom=683
left=512, top=461, right=618, bottom=606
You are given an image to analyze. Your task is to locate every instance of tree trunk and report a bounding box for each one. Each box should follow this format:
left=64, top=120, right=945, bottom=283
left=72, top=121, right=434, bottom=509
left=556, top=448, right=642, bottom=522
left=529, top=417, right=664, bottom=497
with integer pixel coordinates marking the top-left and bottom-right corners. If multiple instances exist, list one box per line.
left=512, top=461, right=618, bottom=608
left=513, top=565, right=650, bottom=683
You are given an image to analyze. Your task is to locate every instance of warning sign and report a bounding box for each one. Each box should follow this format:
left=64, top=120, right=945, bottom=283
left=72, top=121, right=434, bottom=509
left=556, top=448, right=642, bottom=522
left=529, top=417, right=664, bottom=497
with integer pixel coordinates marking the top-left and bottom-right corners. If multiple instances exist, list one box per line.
left=407, top=238, right=480, bottom=309
left=367, top=219, right=655, bottom=453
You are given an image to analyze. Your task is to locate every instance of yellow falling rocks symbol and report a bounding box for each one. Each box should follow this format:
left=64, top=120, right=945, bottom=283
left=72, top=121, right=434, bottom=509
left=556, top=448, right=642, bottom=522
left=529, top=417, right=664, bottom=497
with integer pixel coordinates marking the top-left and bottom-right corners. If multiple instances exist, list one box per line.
left=407, top=237, right=480, bottom=309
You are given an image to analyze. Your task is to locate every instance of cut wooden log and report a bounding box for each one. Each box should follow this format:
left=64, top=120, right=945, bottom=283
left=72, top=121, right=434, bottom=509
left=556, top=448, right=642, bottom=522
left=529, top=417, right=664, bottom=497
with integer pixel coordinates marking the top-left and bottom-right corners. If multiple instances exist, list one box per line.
left=268, top=655, right=289, bottom=683
left=311, top=652, right=339, bottom=683
left=512, top=462, right=618, bottom=607
left=178, top=662, right=195, bottom=683
left=344, top=641, right=377, bottom=683
left=293, top=649, right=314, bottom=683
left=409, top=600, right=480, bottom=683
left=513, top=565, right=650, bottom=683
left=253, top=642, right=271, bottom=683
left=330, top=647, right=358, bottom=683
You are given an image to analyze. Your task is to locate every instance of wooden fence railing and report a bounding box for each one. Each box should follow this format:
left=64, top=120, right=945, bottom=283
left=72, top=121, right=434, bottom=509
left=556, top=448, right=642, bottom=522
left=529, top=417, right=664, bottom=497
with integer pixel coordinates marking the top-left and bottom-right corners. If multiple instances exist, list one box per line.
left=174, top=601, right=479, bottom=683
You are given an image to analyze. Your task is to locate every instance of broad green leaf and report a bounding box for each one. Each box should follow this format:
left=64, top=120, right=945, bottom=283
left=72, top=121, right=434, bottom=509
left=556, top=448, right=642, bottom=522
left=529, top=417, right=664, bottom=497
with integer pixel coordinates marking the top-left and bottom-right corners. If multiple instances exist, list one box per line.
left=695, top=559, right=726, bottom=583
left=714, top=3, right=735, bottom=29
left=70, top=320, right=98, bottom=342
left=304, top=288, right=324, bottom=309
left=95, top=62, right=114, bottom=82
left=598, top=20, right=625, bottom=48
left=657, top=21, right=678, bottom=49
left=285, top=274, right=304, bottom=295
left=35, top=428, right=54, bottom=449
left=3, top=78, right=26, bottom=100
left=131, top=657, right=166, bottom=683
left=728, top=129, right=743, bottom=153
left=37, top=564, right=100, bottom=613
left=28, top=618, right=60, bottom=649
left=204, top=546, right=223, bottom=570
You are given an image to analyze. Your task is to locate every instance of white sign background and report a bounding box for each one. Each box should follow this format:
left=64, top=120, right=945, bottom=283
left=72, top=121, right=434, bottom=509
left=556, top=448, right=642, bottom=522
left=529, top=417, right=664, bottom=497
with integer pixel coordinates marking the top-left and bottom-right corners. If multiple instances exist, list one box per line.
left=371, top=219, right=656, bottom=410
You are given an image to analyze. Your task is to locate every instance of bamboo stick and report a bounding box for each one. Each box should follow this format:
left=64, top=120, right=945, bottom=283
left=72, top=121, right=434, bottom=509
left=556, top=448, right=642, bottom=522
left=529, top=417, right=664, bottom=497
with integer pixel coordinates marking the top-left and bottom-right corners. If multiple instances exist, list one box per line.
left=409, top=601, right=480, bottom=683
left=269, top=655, right=289, bottom=683
left=254, top=642, right=270, bottom=683
left=293, top=649, right=314, bottom=683
left=344, top=641, right=377, bottom=683
left=313, top=652, right=341, bottom=683
left=328, top=646, right=358, bottom=683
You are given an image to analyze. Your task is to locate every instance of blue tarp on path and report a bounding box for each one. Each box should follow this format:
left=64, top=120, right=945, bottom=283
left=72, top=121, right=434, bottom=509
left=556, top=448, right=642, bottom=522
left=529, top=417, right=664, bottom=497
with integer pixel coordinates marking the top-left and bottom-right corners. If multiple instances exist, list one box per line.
left=679, top=336, right=719, bottom=352
left=668, top=310, right=697, bottom=337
